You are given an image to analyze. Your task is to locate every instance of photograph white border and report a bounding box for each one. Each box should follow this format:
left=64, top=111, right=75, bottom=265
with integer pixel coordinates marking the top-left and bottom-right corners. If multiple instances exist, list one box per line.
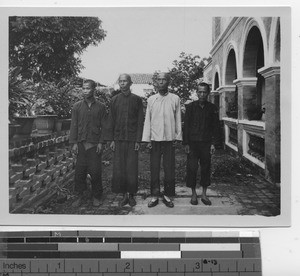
left=0, top=3, right=291, bottom=228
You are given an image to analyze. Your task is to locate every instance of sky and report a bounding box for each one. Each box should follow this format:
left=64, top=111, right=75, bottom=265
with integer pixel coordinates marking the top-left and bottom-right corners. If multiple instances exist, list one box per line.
left=79, top=7, right=212, bottom=86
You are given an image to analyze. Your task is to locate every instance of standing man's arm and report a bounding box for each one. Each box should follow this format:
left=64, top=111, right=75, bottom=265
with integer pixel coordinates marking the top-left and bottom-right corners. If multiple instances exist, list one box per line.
left=135, top=97, right=144, bottom=151
left=105, top=99, right=115, bottom=151
left=174, top=96, right=182, bottom=142
left=69, top=104, right=79, bottom=154
left=97, top=104, right=107, bottom=154
left=183, top=104, right=191, bottom=154
left=142, top=98, right=151, bottom=148
left=211, top=105, right=221, bottom=154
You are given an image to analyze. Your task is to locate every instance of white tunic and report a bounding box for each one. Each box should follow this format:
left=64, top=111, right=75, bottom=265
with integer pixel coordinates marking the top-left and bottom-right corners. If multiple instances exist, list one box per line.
left=142, top=92, right=182, bottom=142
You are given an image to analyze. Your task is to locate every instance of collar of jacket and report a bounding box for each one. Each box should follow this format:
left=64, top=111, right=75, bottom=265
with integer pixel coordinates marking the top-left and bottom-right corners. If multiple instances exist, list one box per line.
left=84, top=96, right=96, bottom=105
left=120, top=90, right=131, bottom=97
left=194, top=100, right=208, bottom=107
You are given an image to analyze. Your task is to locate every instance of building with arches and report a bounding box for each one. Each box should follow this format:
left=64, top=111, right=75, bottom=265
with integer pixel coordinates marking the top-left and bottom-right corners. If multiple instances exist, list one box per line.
left=204, top=17, right=281, bottom=185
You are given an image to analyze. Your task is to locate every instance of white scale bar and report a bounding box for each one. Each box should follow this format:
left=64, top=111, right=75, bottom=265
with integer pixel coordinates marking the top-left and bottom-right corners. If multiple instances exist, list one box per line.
left=180, top=243, right=241, bottom=251
left=121, top=251, right=181, bottom=259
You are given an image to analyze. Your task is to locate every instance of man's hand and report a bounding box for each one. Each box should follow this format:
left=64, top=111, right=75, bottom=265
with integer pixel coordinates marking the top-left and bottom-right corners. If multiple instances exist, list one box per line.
left=96, top=143, right=103, bottom=154
left=146, top=142, right=152, bottom=150
left=185, top=145, right=190, bottom=154
left=110, top=141, right=115, bottom=151
left=72, top=143, right=78, bottom=155
left=210, top=144, right=216, bottom=155
left=134, top=142, right=140, bottom=151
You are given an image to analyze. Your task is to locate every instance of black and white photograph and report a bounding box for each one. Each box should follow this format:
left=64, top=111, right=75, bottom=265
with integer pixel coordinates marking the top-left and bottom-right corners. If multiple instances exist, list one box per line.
left=2, top=6, right=291, bottom=227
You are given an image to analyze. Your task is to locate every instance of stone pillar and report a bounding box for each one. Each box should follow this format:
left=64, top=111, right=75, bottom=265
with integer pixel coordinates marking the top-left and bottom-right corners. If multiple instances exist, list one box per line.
left=258, top=65, right=280, bottom=184
left=233, top=78, right=257, bottom=154
left=209, top=90, right=220, bottom=108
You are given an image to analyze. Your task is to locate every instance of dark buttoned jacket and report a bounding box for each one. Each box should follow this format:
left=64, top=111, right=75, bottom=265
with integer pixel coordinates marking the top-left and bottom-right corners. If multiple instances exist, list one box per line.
left=105, top=92, right=144, bottom=142
left=183, top=100, right=221, bottom=145
left=69, top=97, right=107, bottom=144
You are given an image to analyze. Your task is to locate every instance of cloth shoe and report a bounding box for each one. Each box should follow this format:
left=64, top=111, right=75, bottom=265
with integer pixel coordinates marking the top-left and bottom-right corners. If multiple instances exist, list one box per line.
left=201, top=197, right=212, bottom=206
left=162, top=195, right=174, bottom=208
left=148, top=197, right=159, bottom=208
left=119, top=194, right=129, bottom=207
left=93, top=197, right=103, bottom=207
left=128, top=195, right=136, bottom=207
left=190, top=194, right=198, bottom=205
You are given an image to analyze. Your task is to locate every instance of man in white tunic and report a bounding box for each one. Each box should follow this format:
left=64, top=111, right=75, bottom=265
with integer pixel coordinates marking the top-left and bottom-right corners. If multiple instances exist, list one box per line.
left=142, top=72, right=182, bottom=208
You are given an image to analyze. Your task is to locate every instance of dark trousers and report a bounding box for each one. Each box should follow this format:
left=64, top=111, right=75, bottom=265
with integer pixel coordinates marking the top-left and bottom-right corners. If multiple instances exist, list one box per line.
left=150, top=141, right=175, bottom=197
left=112, top=141, right=138, bottom=194
left=186, top=141, right=211, bottom=188
left=74, top=143, right=103, bottom=199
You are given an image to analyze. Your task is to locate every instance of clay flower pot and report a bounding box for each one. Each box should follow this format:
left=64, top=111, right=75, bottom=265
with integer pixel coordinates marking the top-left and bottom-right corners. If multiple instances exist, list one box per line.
left=13, top=116, right=37, bottom=136
left=247, top=106, right=263, bottom=121
left=35, top=115, right=57, bottom=134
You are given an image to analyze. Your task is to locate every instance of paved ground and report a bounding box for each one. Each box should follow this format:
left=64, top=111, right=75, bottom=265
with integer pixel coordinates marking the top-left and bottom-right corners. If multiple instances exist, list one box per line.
left=35, top=147, right=280, bottom=217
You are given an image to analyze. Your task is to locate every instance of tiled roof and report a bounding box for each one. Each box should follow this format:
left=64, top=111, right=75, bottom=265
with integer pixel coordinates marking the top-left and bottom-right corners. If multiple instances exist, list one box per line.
left=116, top=73, right=153, bottom=85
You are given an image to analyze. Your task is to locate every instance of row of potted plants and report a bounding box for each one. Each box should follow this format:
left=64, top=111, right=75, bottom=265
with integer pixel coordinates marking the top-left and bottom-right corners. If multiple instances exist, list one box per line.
left=9, top=66, right=82, bottom=138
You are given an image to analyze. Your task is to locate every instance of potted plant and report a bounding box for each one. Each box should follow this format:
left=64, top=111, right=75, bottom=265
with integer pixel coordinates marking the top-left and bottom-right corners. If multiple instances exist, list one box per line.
left=30, top=80, right=78, bottom=134
left=9, top=66, right=37, bottom=137
left=247, top=104, right=265, bottom=121
left=226, top=101, right=238, bottom=119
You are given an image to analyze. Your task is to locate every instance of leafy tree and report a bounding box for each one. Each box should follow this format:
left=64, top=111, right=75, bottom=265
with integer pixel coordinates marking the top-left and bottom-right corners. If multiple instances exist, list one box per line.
left=9, top=66, right=35, bottom=118
left=9, top=16, right=106, bottom=82
left=167, top=52, right=209, bottom=103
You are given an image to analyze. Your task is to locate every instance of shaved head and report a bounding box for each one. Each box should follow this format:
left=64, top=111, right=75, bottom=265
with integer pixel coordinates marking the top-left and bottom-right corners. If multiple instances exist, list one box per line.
left=157, top=72, right=170, bottom=83
left=118, top=74, right=132, bottom=84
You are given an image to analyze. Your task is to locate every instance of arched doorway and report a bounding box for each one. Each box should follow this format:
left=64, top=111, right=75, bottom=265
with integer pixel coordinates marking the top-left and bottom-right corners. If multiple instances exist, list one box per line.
left=225, top=49, right=238, bottom=118
left=243, top=26, right=265, bottom=120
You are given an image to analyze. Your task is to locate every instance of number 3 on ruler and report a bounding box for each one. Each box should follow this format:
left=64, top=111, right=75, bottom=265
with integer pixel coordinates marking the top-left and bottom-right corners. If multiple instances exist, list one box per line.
left=195, top=262, right=200, bottom=270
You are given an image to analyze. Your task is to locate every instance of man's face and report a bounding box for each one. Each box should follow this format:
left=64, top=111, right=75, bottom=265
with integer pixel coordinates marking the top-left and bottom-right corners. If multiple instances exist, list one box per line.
left=119, top=75, right=132, bottom=92
left=82, top=82, right=94, bottom=99
left=156, top=73, right=169, bottom=92
left=197, top=86, right=209, bottom=103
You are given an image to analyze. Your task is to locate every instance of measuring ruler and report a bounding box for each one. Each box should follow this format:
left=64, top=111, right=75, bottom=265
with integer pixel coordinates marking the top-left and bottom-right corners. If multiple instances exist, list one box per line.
left=0, top=230, right=262, bottom=276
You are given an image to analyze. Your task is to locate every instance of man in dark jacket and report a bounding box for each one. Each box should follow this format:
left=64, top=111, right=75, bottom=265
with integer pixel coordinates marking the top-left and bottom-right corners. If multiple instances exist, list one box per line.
left=69, top=79, right=107, bottom=207
left=106, top=74, right=144, bottom=207
left=183, top=82, right=220, bottom=206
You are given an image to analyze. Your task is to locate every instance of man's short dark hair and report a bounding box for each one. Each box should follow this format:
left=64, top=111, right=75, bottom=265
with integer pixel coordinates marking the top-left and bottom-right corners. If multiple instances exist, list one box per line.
left=83, top=79, right=96, bottom=89
left=198, top=82, right=211, bottom=93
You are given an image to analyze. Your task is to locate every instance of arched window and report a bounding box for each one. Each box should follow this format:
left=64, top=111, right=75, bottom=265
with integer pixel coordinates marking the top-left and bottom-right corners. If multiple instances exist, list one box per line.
left=225, top=49, right=237, bottom=85
left=214, top=72, right=220, bottom=90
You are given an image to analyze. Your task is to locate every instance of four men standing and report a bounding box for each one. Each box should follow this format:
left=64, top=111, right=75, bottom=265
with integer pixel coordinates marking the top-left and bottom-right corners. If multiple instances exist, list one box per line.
left=70, top=74, right=219, bottom=208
